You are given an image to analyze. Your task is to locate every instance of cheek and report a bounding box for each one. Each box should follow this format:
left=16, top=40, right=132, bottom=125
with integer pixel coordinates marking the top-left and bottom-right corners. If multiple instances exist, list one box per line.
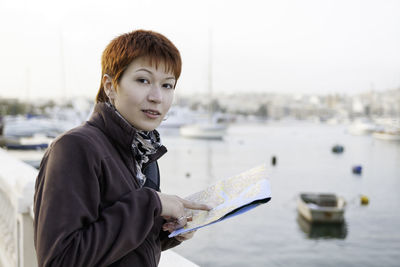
left=122, top=90, right=144, bottom=106
left=163, top=91, right=174, bottom=110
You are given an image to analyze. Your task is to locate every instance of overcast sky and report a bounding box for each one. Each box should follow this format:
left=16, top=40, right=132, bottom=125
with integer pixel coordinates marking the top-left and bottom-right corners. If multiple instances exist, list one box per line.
left=0, top=0, right=399, bottom=100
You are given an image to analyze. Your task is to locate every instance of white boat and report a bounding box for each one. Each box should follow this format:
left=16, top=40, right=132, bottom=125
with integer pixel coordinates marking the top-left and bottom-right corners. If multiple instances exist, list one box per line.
left=180, top=123, right=227, bottom=140
left=372, top=129, right=400, bottom=141
left=6, top=149, right=47, bottom=168
left=159, top=106, right=195, bottom=128
left=297, top=193, right=346, bottom=223
left=4, top=133, right=53, bottom=150
left=296, top=214, right=347, bottom=239
left=347, top=119, right=377, bottom=135
left=1, top=116, right=61, bottom=150
left=3, top=116, right=69, bottom=138
left=179, top=29, right=228, bottom=140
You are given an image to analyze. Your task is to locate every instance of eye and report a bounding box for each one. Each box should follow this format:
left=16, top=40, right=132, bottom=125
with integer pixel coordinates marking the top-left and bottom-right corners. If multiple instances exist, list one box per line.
left=163, top=83, right=174, bottom=89
left=137, top=78, right=150, bottom=84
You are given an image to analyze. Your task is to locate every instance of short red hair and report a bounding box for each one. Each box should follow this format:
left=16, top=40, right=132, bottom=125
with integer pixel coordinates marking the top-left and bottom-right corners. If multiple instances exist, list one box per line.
left=96, top=30, right=182, bottom=103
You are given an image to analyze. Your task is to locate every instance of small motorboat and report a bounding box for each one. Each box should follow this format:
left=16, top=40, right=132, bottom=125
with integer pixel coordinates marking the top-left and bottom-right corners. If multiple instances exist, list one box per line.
left=296, top=214, right=347, bottom=239
left=3, top=133, right=53, bottom=150
left=179, top=123, right=227, bottom=140
left=352, top=165, right=362, bottom=174
left=331, top=145, right=344, bottom=153
left=372, top=129, right=400, bottom=141
left=347, top=119, right=377, bottom=135
left=297, top=193, right=345, bottom=223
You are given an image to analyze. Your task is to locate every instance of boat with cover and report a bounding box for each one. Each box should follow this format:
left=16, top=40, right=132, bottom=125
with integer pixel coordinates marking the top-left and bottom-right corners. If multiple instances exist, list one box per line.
left=347, top=119, right=377, bottom=135
left=3, top=133, right=53, bottom=150
left=180, top=123, right=227, bottom=140
left=372, top=128, right=400, bottom=141
left=297, top=193, right=345, bottom=223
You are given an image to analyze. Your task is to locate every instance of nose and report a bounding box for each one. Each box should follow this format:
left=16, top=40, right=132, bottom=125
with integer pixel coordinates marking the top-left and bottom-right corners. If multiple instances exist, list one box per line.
left=148, top=85, right=162, bottom=103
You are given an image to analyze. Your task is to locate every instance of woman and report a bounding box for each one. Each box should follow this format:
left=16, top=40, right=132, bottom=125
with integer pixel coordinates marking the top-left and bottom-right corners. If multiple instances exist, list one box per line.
left=34, top=30, right=210, bottom=266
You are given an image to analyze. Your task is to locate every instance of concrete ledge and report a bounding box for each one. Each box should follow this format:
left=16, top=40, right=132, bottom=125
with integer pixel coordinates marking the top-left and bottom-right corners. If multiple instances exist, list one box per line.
left=0, top=148, right=37, bottom=213
left=160, top=250, right=199, bottom=267
left=0, top=148, right=200, bottom=267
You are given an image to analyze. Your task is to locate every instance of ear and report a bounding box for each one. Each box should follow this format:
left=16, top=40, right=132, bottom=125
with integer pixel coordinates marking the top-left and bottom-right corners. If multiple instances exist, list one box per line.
left=102, top=74, right=117, bottom=100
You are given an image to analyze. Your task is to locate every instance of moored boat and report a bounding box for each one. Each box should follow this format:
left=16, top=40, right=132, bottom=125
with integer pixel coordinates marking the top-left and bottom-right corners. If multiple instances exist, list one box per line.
left=159, top=106, right=195, bottom=128
left=179, top=123, right=227, bottom=140
left=4, top=133, right=53, bottom=150
left=296, top=214, right=347, bottom=239
left=347, top=119, right=377, bottom=135
left=179, top=28, right=229, bottom=141
left=297, top=193, right=345, bottom=223
left=372, top=129, right=400, bottom=141
left=331, top=144, right=344, bottom=153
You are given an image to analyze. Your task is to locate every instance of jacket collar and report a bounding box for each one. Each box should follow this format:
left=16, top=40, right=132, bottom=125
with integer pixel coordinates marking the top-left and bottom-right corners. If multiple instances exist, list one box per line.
left=87, top=103, right=168, bottom=162
left=88, top=102, right=137, bottom=150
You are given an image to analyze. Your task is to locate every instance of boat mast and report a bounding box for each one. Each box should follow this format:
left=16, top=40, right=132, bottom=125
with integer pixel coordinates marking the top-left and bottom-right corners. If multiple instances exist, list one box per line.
left=59, top=27, right=66, bottom=101
left=208, top=27, right=213, bottom=123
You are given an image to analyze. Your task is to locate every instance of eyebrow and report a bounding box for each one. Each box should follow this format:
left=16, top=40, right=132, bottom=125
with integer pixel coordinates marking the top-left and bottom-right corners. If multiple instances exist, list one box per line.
left=135, top=68, right=175, bottom=80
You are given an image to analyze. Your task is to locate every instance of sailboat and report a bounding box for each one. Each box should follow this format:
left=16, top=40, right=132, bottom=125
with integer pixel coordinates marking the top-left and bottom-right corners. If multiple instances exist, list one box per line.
left=180, top=29, right=228, bottom=140
left=372, top=127, right=400, bottom=141
left=180, top=122, right=227, bottom=140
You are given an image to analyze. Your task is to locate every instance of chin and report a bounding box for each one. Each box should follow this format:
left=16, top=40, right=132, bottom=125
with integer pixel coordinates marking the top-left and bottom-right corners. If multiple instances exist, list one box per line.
left=135, top=122, right=160, bottom=132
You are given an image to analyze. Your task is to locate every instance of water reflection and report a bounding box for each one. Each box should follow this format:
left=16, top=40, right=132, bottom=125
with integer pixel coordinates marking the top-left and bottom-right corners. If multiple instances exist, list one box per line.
left=296, top=215, right=348, bottom=239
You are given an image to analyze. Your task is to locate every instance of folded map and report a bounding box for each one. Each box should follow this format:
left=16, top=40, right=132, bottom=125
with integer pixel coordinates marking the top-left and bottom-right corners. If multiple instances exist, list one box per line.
left=169, top=164, right=271, bottom=238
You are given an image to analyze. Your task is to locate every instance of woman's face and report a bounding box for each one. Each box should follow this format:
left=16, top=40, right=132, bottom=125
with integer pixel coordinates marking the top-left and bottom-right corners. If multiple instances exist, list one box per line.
left=106, top=57, right=176, bottom=131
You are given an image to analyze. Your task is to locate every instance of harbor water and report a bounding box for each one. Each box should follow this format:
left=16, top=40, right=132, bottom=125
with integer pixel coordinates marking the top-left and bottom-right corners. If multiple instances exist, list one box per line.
left=7, top=121, right=399, bottom=267
left=157, top=122, right=400, bottom=267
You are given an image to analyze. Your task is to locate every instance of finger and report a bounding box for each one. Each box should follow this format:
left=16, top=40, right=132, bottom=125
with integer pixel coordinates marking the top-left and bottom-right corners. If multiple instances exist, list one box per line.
left=163, top=225, right=175, bottom=232
left=180, top=199, right=212, bottom=211
left=163, top=221, right=179, bottom=228
left=186, top=231, right=195, bottom=239
left=163, top=225, right=174, bottom=232
left=162, top=222, right=173, bottom=229
left=180, top=231, right=194, bottom=239
left=163, top=222, right=179, bottom=232
left=175, top=236, right=185, bottom=242
left=176, top=230, right=196, bottom=241
left=176, top=215, right=187, bottom=228
left=164, top=216, right=190, bottom=231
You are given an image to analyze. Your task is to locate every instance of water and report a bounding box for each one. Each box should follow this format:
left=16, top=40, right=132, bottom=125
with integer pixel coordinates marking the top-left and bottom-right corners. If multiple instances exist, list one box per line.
left=157, top=122, right=400, bottom=267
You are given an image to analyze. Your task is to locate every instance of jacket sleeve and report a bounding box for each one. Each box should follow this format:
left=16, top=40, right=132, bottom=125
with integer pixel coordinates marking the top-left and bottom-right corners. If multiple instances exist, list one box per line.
left=159, top=230, right=181, bottom=251
left=33, top=133, right=162, bottom=267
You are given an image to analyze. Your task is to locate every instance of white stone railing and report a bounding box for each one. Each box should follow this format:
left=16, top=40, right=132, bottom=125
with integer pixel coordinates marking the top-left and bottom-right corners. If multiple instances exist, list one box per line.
left=0, top=148, right=37, bottom=267
left=0, top=148, right=199, bottom=267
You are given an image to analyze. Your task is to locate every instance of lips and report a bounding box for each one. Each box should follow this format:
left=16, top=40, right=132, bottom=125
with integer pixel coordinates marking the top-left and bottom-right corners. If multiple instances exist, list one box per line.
left=142, top=109, right=161, bottom=115
left=142, top=109, right=161, bottom=119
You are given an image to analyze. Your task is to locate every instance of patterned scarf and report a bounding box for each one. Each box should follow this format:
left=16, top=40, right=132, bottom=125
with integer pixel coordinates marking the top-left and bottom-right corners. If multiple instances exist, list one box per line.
left=106, top=102, right=162, bottom=187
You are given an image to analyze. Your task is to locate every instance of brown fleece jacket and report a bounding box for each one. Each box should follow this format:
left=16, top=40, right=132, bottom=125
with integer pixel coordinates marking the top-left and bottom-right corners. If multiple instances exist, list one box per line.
left=34, top=103, right=180, bottom=267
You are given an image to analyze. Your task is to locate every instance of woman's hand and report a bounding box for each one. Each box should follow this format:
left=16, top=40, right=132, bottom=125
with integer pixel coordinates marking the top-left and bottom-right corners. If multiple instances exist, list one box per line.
left=175, top=230, right=196, bottom=242
left=156, top=192, right=211, bottom=229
